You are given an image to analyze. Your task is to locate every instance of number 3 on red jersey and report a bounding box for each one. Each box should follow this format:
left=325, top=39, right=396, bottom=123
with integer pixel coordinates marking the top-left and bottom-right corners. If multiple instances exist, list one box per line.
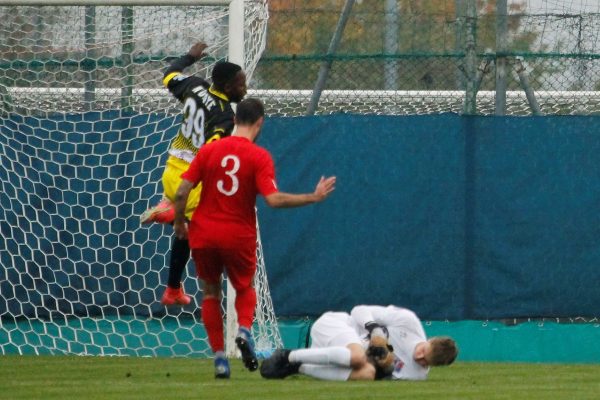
left=217, top=155, right=240, bottom=196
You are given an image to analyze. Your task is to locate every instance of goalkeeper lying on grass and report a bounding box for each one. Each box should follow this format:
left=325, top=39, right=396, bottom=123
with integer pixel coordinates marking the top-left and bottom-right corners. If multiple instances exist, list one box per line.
left=260, top=305, right=458, bottom=381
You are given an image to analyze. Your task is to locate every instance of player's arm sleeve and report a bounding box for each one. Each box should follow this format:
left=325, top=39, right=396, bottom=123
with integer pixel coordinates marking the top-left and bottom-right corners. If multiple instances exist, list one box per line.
left=163, top=53, right=197, bottom=84
left=351, top=305, right=418, bottom=330
left=255, top=153, right=278, bottom=197
left=162, top=54, right=201, bottom=101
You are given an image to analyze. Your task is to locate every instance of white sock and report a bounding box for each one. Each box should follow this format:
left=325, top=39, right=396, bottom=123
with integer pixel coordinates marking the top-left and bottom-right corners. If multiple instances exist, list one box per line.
left=299, top=364, right=352, bottom=381
left=289, top=347, right=351, bottom=367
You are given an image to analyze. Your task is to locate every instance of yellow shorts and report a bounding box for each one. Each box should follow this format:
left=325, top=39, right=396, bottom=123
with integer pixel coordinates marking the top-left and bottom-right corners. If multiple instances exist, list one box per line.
left=162, top=156, right=203, bottom=220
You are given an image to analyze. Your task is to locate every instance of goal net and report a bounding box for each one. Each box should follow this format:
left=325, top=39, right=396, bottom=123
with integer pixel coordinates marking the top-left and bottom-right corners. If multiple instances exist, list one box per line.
left=0, top=0, right=283, bottom=358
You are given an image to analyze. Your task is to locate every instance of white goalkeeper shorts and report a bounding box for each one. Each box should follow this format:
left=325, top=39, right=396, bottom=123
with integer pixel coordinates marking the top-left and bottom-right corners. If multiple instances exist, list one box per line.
left=310, top=312, right=363, bottom=349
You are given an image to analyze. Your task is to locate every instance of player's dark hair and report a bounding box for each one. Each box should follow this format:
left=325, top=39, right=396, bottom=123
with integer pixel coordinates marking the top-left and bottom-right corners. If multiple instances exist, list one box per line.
left=211, top=61, right=242, bottom=89
left=235, top=98, right=264, bottom=125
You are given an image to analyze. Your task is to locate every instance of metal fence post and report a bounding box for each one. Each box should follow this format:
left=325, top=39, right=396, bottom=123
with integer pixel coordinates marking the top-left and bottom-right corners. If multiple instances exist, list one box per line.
left=306, top=0, right=355, bottom=115
left=495, top=0, right=508, bottom=115
left=463, top=0, right=478, bottom=115
left=84, top=5, right=96, bottom=110
left=384, top=0, right=399, bottom=91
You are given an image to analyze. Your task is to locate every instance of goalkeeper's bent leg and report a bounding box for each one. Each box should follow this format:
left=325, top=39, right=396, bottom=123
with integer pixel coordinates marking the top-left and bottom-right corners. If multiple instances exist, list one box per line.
left=167, top=237, right=190, bottom=288
left=298, top=364, right=352, bottom=381
left=289, top=347, right=351, bottom=367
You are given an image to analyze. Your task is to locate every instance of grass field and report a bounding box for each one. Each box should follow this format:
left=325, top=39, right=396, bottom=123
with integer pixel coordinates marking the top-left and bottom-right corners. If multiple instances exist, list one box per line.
left=1, top=355, right=599, bottom=400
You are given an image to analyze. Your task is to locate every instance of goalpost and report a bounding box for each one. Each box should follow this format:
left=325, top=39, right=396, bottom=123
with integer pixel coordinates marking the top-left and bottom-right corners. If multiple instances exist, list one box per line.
left=0, top=0, right=282, bottom=358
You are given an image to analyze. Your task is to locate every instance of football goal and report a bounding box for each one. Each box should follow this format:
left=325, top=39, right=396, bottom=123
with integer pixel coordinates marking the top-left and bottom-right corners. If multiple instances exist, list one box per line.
left=0, top=0, right=282, bottom=359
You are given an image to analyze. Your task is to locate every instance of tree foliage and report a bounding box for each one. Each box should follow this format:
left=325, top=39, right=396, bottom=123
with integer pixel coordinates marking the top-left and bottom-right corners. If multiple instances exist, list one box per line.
left=259, top=0, right=539, bottom=90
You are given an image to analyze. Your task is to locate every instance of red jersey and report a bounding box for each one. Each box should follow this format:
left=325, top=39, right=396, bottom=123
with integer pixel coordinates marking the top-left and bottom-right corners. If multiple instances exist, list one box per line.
left=181, top=136, right=278, bottom=249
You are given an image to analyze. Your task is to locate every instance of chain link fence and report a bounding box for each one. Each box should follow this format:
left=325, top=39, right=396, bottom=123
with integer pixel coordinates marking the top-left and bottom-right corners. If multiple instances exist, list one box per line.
left=1, top=1, right=599, bottom=116
left=254, top=0, right=600, bottom=116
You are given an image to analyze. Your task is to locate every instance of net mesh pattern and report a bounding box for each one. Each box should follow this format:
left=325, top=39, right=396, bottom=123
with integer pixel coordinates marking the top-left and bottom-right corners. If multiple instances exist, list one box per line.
left=0, top=2, right=282, bottom=357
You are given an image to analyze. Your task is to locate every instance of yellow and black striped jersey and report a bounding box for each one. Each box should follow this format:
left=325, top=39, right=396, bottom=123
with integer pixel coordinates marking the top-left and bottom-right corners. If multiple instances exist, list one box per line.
left=163, top=59, right=235, bottom=163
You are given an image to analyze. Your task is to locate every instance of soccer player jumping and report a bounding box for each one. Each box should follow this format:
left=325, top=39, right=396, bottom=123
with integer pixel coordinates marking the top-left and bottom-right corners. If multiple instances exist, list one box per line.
left=140, top=42, right=247, bottom=306
left=173, top=98, right=336, bottom=379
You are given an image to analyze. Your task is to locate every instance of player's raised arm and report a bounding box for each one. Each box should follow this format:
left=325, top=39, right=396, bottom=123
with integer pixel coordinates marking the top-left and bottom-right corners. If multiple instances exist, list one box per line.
left=162, top=42, right=208, bottom=94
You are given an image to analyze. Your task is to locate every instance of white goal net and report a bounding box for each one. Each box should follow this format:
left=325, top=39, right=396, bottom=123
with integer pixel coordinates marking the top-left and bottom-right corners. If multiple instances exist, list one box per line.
left=0, top=0, right=283, bottom=358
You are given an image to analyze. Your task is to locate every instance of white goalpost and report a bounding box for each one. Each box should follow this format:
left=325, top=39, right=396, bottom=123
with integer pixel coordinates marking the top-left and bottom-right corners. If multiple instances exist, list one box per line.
left=0, top=0, right=282, bottom=358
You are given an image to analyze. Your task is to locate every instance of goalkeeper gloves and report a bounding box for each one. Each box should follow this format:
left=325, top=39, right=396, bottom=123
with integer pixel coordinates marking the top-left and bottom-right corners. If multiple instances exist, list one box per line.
left=364, top=321, right=389, bottom=339
left=366, top=336, right=395, bottom=380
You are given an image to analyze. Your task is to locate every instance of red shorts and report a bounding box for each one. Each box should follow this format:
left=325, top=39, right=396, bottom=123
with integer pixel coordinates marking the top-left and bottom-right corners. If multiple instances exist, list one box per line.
left=191, top=245, right=257, bottom=290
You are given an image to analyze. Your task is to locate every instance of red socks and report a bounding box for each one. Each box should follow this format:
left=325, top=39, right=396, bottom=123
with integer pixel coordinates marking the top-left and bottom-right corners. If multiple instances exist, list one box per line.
left=201, top=297, right=224, bottom=352
left=201, top=287, right=256, bottom=352
left=234, top=287, right=256, bottom=329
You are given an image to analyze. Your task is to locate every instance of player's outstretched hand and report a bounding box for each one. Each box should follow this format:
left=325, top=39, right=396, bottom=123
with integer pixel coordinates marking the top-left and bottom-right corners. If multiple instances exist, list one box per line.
left=188, top=42, right=208, bottom=60
left=313, top=176, right=336, bottom=202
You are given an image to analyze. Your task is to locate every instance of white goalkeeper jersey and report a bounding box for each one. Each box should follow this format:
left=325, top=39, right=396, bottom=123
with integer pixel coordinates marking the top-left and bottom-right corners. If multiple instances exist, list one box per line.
left=350, top=305, right=429, bottom=381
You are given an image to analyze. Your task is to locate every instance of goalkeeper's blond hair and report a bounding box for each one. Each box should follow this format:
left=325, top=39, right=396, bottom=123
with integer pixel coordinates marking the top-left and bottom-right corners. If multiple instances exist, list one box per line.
left=429, top=337, right=458, bottom=366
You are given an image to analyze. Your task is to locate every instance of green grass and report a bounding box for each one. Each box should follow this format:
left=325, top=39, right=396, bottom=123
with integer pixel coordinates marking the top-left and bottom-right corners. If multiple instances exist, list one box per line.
left=1, top=355, right=599, bottom=400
